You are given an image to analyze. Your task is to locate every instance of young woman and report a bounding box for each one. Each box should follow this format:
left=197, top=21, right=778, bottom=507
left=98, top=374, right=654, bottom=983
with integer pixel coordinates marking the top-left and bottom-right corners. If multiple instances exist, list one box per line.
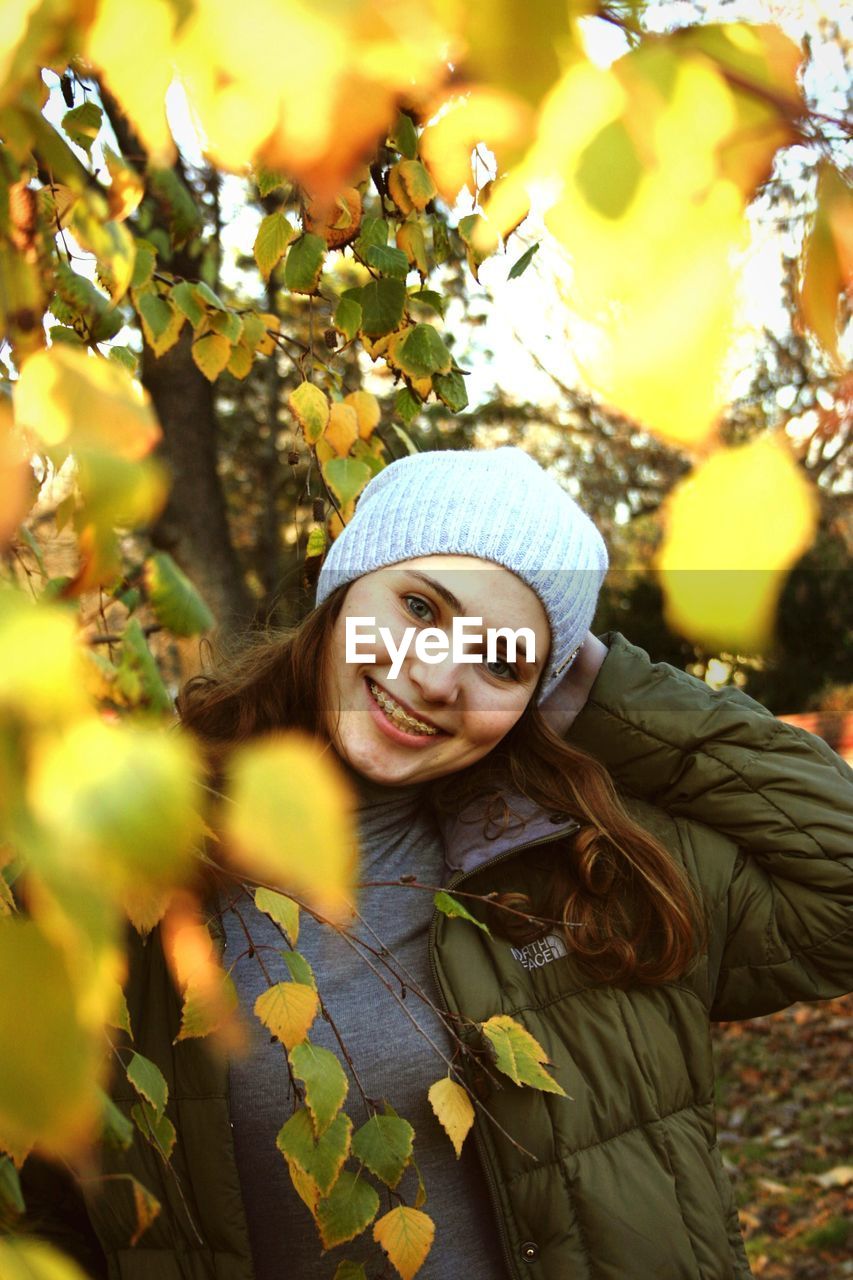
left=25, top=448, right=853, bottom=1280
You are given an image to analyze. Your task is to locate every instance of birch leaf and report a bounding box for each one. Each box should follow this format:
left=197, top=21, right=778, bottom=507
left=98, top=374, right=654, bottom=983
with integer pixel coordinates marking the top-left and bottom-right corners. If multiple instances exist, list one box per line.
left=481, top=1015, right=566, bottom=1095
left=373, top=1206, right=435, bottom=1280
left=427, top=1077, right=475, bottom=1158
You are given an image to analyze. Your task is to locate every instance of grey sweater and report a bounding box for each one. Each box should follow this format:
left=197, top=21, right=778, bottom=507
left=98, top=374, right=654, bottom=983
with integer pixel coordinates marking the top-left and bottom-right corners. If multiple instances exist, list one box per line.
left=219, top=774, right=505, bottom=1279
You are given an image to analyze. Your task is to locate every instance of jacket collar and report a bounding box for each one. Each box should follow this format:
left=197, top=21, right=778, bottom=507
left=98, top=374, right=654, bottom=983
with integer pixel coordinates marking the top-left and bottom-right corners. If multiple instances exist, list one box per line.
left=438, top=660, right=586, bottom=876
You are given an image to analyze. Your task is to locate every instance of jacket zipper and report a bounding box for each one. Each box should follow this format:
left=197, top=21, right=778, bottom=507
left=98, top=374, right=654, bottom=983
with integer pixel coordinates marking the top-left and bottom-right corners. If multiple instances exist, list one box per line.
left=428, top=819, right=580, bottom=1280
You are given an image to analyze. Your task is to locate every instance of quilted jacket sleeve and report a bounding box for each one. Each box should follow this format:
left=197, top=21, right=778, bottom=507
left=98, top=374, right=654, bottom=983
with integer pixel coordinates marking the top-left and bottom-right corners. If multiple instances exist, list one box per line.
left=565, top=633, right=853, bottom=1019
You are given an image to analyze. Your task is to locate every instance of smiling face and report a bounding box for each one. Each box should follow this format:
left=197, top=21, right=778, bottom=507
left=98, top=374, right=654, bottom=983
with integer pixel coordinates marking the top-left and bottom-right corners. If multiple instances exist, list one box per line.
left=322, top=555, right=551, bottom=787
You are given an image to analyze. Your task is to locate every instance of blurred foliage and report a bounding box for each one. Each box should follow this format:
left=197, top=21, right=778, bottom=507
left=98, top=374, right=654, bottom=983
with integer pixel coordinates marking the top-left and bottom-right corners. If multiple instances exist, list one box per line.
left=0, top=0, right=850, bottom=1274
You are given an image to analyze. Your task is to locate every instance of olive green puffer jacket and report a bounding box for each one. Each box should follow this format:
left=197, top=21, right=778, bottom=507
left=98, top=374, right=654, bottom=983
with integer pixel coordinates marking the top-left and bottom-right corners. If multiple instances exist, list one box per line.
left=21, top=635, right=853, bottom=1280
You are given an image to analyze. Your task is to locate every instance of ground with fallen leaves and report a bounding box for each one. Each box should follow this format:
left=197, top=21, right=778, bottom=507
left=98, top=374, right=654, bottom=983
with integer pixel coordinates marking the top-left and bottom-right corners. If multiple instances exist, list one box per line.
left=712, top=994, right=852, bottom=1278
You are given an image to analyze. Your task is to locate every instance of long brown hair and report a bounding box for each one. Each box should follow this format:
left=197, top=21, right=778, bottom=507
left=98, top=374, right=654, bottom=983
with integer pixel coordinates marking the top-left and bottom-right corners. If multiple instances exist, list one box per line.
left=178, top=589, right=703, bottom=985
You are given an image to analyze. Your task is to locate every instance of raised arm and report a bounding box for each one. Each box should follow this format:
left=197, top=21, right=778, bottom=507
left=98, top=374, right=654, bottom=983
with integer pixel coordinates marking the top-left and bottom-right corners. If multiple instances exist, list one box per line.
left=553, top=632, right=853, bottom=1017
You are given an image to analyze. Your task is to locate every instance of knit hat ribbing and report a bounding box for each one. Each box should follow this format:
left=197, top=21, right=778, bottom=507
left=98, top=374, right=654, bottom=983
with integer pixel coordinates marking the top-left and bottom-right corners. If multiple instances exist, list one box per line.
left=316, top=447, right=608, bottom=699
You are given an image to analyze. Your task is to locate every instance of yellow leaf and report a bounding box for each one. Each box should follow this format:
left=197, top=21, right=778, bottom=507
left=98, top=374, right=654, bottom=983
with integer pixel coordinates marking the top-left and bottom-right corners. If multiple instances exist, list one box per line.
left=255, top=312, right=280, bottom=357
left=481, top=1014, right=567, bottom=1095
left=658, top=435, right=818, bottom=652
left=192, top=332, right=232, bottom=381
left=227, top=340, right=254, bottom=380
left=324, top=402, right=359, bottom=457
left=373, top=1206, right=435, bottom=1280
left=130, top=1177, right=161, bottom=1246
left=427, top=1077, right=475, bottom=1158
left=0, top=919, right=102, bottom=1156
left=223, top=732, right=356, bottom=920
left=104, top=147, right=145, bottom=222
left=387, top=163, right=414, bottom=215
left=0, top=1238, right=92, bottom=1280
left=254, top=980, right=318, bottom=1050
left=254, top=887, right=300, bottom=946
left=524, top=47, right=770, bottom=446
left=14, top=346, right=161, bottom=459
left=0, top=595, right=89, bottom=726
left=289, top=381, right=330, bottom=445
left=0, top=400, right=30, bottom=549
left=28, top=719, right=203, bottom=887
left=345, top=390, right=381, bottom=440
left=85, top=0, right=176, bottom=164
left=798, top=163, right=853, bottom=369
left=122, top=885, right=172, bottom=938
left=420, top=87, right=533, bottom=202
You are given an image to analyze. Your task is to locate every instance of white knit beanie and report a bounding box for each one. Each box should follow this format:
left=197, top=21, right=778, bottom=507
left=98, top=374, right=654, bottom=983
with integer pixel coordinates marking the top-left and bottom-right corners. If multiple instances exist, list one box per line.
left=316, top=447, right=608, bottom=699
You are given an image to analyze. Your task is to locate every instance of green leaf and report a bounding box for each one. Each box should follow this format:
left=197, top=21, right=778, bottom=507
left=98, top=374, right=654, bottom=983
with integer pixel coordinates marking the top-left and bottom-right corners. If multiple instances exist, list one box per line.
left=210, top=309, right=243, bottom=343
left=397, top=160, right=437, bottom=211
left=433, top=370, right=469, bottom=413
left=433, top=890, right=490, bottom=935
left=351, top=1112, right=414, bottom=1189
left=100, top=1088, right=134, bottom=1150
left=138, top=294, right=185, bottom=357
left=108, top=345, right=138, bottom=374
left=147, top=167, right=202, bottom=247
left=481, top=1015, right=567, bottom=1096
left=366, top=244, right=409, bottom=280
left=192, top=280, right=226, bottom=311
left=171, top=281, right=204, bottom=328
left=507, top=241, right=540, bottom=279
left=62, top=102, right=102, bottom=155
left=282, top=949, right=317, bottom=990
left=576, top=120, right=642, bottom=220
left=431, top=218, right=451, bottom=265
left=143, top=551, right=215, bottom=636
left=388, top=112, right=418, bottom=159
left=48, top=324, right=85, bottom=346
left=397, top=222, right=429, bottom=276
left=125, top=1051, right=168, bottom=1118
left=255, top=167, right=288, bottom=198
left=131, top=240, right=156, bottom=290
left=284, top=233, right=326, bottom=294
left=322, top=458, right=371, bottom=508
left=254, top=887, right=300, bottom=946
left=277, top=1106, right=352, bottom=1197
left=333, top=1264, right=368, bottom=1280
left=71, top=203, right=136, bottom=301
left=137, top=293, right=173, bottom=340
left=316, top=1171, right=380, bottom=1250
left=354, top=216, right=388, bottom=259
left=357, top=277, right=406, bottom=337
left=334, top=295, right=362, bottom=343
left=116, top=617, right=172, bottom=715
left=0, top=1156, right=25, bottom=1217
left=289, top=381, right=330, bottom=444
left=394, top=390, right=421, bottom=430
left=289, top=1040, right=348, bottom=1136
left=306, top=524, right=327, bottom=557
left=390, top=324, right=452, bottom=379
left=131, top=1099, right=177, bottom=1160
left=254, top=211, right=295, bottom=280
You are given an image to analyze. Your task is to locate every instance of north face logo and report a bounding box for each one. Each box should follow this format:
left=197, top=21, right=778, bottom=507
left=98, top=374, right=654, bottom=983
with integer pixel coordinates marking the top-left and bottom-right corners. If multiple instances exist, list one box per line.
left=511, top=933, right=568, bottom=971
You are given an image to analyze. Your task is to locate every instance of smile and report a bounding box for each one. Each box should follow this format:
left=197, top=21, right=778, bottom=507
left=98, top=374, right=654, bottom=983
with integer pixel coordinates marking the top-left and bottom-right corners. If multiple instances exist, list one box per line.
left=366, top=678, right=441, bottom=736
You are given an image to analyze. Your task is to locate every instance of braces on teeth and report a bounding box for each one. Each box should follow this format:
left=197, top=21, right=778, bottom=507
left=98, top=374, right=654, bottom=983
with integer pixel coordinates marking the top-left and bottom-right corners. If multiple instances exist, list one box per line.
left=368, top=679, right=439, bottom=735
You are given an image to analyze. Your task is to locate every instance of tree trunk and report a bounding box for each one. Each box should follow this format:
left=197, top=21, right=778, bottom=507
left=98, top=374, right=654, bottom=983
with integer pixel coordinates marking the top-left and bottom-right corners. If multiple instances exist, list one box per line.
left=143, top=328, right=255, bottom=638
